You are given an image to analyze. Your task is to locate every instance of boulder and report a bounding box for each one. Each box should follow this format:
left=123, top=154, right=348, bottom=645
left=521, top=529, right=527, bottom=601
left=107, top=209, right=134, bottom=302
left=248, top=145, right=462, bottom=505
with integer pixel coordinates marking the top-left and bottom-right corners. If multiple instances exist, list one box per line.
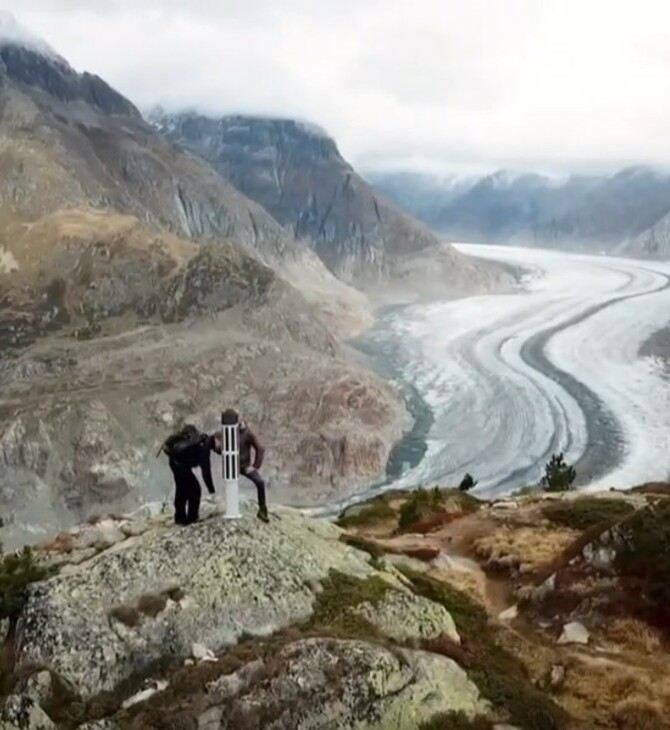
left=557, top=621, right=590, bottom=646
left=354, top=586, right=459, bottom=643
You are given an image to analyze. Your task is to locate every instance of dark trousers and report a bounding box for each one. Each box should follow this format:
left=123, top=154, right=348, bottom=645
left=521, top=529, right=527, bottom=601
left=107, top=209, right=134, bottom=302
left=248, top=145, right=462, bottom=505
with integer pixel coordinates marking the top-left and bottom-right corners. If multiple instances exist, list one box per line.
left=243, top=468, right=267, bottom=511
left=170, top=462, right=201, bottom=525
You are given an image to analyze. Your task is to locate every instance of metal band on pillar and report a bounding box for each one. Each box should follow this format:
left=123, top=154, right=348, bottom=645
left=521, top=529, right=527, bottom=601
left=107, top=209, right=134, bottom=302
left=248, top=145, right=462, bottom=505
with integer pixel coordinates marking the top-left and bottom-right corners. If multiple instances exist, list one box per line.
left=221, top=409, right=241, bottom=519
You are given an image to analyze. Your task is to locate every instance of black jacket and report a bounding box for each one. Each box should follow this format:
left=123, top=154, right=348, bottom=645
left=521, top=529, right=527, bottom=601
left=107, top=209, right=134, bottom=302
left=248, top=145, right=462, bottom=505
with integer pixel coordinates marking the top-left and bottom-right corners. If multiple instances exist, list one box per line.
left=169, top=436, right=215, bottom=494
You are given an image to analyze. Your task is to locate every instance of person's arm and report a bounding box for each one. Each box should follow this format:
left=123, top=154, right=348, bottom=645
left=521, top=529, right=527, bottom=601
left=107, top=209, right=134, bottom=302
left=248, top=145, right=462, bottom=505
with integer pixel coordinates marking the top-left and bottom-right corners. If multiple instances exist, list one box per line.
left=250, top=431, right=265, bottom=470
left=200, top=448, right=215, bottom=494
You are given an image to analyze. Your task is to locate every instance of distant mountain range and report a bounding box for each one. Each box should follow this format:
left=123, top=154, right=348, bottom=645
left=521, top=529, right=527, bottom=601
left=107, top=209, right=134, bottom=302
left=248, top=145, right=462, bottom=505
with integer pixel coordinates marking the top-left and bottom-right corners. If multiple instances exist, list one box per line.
left=368, top=167, right=670, bottom=257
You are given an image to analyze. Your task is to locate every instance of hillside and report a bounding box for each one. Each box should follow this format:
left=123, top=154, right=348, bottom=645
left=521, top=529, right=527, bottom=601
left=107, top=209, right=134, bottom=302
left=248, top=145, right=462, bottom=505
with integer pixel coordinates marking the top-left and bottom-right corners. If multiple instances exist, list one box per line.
left=370, top=167, right=670, bottom=256
left=0, top=25, right=407, bottom=547
left=1, top=484, right=670, bottom=728
left=149, top=111, right=513, bottom=295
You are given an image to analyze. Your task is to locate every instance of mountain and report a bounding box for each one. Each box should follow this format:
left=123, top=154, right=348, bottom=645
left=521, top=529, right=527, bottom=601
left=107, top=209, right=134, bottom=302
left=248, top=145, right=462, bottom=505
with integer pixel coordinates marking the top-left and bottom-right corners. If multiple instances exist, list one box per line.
left=0, top=20, right=405, bottom=543
left=0, top=21, right=372, bottom=334
left=369, top=166, right=670, bottom=254
left=148, top=111, right=509, bottom=288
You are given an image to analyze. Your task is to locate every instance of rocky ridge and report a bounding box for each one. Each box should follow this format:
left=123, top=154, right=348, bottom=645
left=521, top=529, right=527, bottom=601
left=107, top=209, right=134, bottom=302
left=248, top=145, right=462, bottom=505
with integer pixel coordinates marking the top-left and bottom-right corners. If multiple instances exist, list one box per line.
left=149, top=111, right=514, bottom=295
left=370, top=166, right=670, bottom=257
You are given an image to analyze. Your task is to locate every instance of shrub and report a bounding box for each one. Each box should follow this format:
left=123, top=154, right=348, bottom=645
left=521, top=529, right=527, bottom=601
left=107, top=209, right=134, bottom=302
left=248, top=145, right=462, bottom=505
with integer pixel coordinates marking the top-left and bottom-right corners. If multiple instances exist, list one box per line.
left=0, top=545, right=51, bottom=625
left=542, top=498, right=634, bottom=530
left=458, top=474, right=478, bottom=493
left=397, top=488, right=479, bottom=534
left=540, top=453, right=576, bottom=493
left=614, top=501, right=670, bottom=636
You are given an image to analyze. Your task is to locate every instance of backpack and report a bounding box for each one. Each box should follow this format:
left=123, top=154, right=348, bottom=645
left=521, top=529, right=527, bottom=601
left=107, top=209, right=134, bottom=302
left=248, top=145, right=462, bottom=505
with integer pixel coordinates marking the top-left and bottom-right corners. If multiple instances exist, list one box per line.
left=157, top=424, right=205, bottom=460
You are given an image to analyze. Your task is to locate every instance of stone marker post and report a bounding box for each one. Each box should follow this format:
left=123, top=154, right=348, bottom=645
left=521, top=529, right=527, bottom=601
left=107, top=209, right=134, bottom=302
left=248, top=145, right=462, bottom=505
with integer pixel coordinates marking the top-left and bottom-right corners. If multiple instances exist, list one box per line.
left=221, top=409, right=241, bottom=519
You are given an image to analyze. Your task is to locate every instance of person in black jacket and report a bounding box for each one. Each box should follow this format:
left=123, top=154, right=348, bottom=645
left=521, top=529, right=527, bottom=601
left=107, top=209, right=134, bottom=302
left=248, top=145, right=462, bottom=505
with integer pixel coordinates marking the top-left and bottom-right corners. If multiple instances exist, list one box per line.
left=166, top=429, right=223, bottom=526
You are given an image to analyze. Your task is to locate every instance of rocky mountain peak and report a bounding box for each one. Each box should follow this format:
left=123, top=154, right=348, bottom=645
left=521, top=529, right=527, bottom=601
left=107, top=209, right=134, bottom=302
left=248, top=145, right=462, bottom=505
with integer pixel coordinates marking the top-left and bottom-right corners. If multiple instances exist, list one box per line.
left=150, top=110, right=342, bottom=165
left=0, top=14, right=140, bottom=118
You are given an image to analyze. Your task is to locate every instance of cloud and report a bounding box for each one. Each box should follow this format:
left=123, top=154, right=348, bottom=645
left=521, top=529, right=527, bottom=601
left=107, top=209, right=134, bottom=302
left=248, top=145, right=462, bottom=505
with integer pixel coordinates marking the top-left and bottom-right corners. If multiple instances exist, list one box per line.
left=3, top=0, right=670, bottom=174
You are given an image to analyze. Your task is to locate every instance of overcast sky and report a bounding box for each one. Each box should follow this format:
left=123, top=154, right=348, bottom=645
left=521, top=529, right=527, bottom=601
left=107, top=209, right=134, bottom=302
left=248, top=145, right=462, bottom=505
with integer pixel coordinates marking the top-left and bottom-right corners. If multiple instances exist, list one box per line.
left=3, top=0, right=670, bottom=175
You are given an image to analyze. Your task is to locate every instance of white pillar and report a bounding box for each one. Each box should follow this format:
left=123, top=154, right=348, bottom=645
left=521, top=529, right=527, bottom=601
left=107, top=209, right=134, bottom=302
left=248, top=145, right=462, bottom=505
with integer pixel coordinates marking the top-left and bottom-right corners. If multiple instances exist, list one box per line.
left=221, top=409, right=241, bottom=519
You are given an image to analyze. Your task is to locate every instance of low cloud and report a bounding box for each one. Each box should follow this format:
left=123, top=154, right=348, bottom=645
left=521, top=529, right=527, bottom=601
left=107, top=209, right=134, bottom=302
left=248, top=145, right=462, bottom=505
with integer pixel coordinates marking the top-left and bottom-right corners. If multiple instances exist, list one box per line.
left=4, top=0, right=670, bottom=174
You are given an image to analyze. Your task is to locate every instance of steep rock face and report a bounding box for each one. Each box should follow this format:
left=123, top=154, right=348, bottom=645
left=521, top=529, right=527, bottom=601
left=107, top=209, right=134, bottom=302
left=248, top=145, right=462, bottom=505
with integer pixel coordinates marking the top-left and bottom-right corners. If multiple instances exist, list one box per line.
left=151, top=113, right=468, bottom=282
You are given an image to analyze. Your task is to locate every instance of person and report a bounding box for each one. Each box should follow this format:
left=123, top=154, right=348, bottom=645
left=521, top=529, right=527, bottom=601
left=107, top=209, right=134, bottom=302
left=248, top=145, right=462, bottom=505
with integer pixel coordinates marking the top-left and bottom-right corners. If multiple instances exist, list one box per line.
left=237, top=416, right=269, bottom=523
left=160, top=425, right=223, bottom=526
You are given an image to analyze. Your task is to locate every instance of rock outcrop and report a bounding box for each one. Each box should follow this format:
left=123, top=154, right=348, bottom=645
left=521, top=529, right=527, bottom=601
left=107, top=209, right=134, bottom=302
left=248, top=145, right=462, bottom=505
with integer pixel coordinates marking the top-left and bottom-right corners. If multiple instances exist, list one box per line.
left=0, top=503, right=495, bottom=729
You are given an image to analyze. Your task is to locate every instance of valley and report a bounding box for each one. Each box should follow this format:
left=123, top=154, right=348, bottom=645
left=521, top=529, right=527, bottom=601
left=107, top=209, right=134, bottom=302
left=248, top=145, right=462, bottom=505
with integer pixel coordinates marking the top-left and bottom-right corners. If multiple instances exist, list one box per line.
left=318, top=244, right=670, bottom=516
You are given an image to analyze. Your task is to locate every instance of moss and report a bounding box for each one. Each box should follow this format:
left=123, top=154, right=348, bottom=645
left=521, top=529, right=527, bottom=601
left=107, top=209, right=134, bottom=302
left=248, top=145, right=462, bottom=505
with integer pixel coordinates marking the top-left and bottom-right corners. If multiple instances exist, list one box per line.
left=542, top=498, right=634, bottom=531
left=336, top=498, right=396, bottom=528
left=305, top=570, right=393, bottom=639
left=418, top=712, right=493, bottom=730
left=401, top=569, right=568, bottom=730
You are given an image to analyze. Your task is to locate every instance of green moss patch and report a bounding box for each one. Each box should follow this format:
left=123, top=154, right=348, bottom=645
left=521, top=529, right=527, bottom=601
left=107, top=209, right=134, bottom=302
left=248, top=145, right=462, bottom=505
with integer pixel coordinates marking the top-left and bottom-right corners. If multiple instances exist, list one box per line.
left=542, top=498, right=635, bottom=531
left=401, top=569, right=568, bottom=730
left=305, top=570, right=393, bottom=639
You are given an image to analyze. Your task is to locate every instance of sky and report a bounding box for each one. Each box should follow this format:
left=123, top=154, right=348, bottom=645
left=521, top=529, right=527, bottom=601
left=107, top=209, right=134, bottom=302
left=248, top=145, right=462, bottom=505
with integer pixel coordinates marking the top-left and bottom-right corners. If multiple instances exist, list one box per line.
left=3, top=0, right=670, bottom=176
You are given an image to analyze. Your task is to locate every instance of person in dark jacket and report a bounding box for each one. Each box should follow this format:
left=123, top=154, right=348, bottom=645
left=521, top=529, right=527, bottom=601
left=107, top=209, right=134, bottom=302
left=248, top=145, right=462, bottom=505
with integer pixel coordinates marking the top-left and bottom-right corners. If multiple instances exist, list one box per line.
left=238, top=418, right=269, bottom=523
left=168, top=430, right=222, bottom=526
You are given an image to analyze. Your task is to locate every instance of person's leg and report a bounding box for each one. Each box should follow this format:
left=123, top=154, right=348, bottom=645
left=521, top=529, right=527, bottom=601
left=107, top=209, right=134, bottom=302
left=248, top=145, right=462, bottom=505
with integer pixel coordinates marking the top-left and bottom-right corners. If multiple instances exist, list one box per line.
left=171, top=464, right=188, bottom=526
left=186, top=473, right=202, bottom=524
left=246, top=469, right=268, bottom=521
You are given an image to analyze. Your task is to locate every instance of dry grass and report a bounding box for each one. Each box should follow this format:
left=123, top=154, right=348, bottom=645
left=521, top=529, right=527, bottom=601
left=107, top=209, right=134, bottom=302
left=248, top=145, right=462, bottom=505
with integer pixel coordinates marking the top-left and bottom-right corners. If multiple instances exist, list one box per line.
left=560, top=657, right=670, bottom=728
left=429, top=568, right=489, bottom=607
left=473, top=526, right=580, bottom=574
left=605, top=618, right=662, bottom=654
left=611, top=697, right=667, bottom=730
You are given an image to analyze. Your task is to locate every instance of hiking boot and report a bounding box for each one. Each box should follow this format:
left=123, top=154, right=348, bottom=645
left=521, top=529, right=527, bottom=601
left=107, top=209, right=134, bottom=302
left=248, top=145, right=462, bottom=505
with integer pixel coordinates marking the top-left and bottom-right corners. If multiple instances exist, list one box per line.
left=257, top=507, right=270, bottom=523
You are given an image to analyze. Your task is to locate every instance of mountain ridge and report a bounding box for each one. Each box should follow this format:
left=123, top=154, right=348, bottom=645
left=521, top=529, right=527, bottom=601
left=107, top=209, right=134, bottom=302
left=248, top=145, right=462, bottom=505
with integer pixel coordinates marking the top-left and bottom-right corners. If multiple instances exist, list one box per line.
left=370, top=166, right=670, bottom=256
